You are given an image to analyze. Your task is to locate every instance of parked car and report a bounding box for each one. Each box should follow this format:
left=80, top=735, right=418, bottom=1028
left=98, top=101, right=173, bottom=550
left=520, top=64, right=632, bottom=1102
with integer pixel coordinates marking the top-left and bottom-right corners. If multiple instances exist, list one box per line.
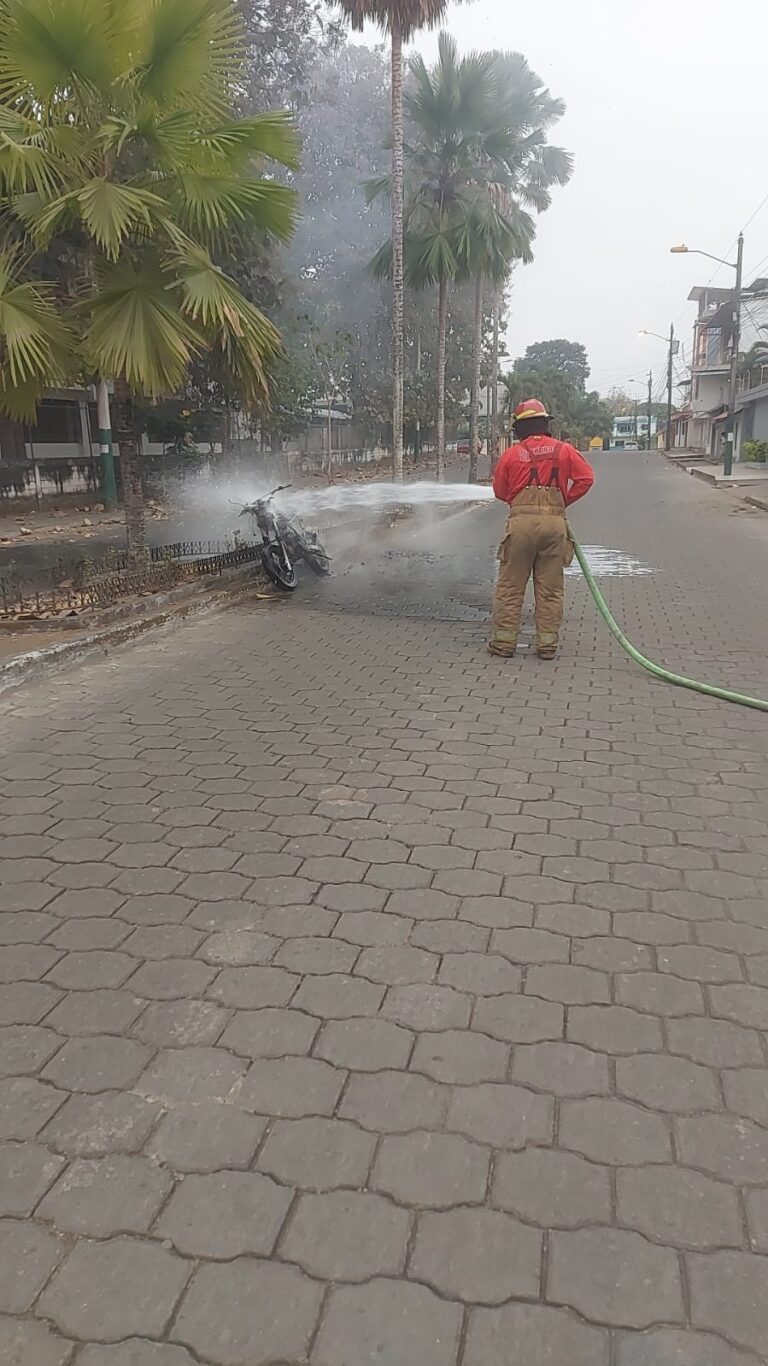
left=457, top=438, right=483, bottom=455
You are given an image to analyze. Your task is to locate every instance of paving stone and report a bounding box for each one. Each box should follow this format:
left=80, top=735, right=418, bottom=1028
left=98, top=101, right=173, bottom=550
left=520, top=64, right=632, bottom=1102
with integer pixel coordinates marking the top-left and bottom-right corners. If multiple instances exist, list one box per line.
left=438, top=951, right=522, bottom=996
left=148, top=1103, right=265, bottom=1173
left=0, top=1077, right=67, bottom=1140
left=198, top=929, right=278, bottom=966
left=42, top=1036, right=149, bottom=1092
left=38, top=1154, right=172, bottom=1235
left=667, top=1017, right=764, bottom=1067
left=709, top=984, right=768, bottom=1029
left=123, top=925, right=204, bottom=959
left=567, top=1005, right=663, bottom=1054
left=207, top=965, right=298, bottom=1009
left=0, top=944, right=61, bottom=982
left=474, top=994, right=564, bottom=1044
left=41, top=1091, right=160, bottom=1156
left=128, top=958, right=218, bottom=1001
left=689, top=1250, right=768, bottom=1356
left=745, top=1189, right=768, bottom=1252
left=460, top=895, right=533, bottom=929
left=658, top=944, right=742, bottom=983
left=617, top=1328, right=761, bottom=1366
left=512, top=1042, right=610, bottom=1097
left=491, top=927, right=570, bottom=964
left=356, top=945, right=439, bottom=986
left=464, top=1303, right=610, bottom=1366
left=117, top=894, right=194, bottom=927
left=313, top=1277, right=462, bottom=1366
left=0, top=911, right=58, bottom=946
left=46, top=989, right=144, bottom=1037
left=446, top=1081, right=553, bottom=1148
left=617, top=1164, right=742, bottom=1250
left=412, top=919, right=489, bottom=953
left=373, top=1130, right=489, bottom=1208
left=493, top=1148, right=611, bottom=1227
left=174, top=1258, right=322, bottom=1365
left=548, top=1227, right=684, bottom=1327
left=156, top=1169, right=291, bottom=1258
left=38, top=1236, right=191, bottom=1341
left=136, top=1047, right=246, bottom=1104
left=238, top=1055, right=345, bottom=1116
left=381, top=984, right=472, bottom=1030
left=0, top=1140, right=64, bottom=1215
left=0, top=1024, right=63, bottom=1077
left=0, top=982, right=61, bottom=1026
left=676, top=1114, right=768, bottom=1184
left=76, top=1343, right=197, bottom=1366
left=258, top=1116, right=375, bottom=1190
left=219, top=1006, right=319, bottom=1059
left=573, top=936, right=654, bottom=973
left=132, top=999, right=229, bottom=1048
left=340, top=1068, right=447, bottom=1133
left=559, top=1097, right=672, bottom=1165
left=317, top=883, right=389, bottom=913
left=410, top=1205, right=541, bottom=1303
left=315, top=1016, right=413, bottom=1071
left=333, top=911, right=412, bottom=946
left=411, top=1029, right=508, bottom=1084
left=0, top=1316, right=74, bottom=1366
left=616, top=1053, right=721, bottom=1113
left=293, top=973, right=385, bottom=1018
left=0, top=1218, right=65, bottom=1312
left=722, top=1068, right=768, bottom=1126
left=274, top=936, right=358, bottom=974
left=526, top=964, right=611, bottom=1005
left=280, top=1189, right=411, bottom=1280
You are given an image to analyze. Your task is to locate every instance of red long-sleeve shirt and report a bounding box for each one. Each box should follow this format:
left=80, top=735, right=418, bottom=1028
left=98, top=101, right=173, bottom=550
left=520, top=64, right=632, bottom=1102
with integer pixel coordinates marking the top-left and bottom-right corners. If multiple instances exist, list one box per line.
left=493, top=435, right=595, bottom=508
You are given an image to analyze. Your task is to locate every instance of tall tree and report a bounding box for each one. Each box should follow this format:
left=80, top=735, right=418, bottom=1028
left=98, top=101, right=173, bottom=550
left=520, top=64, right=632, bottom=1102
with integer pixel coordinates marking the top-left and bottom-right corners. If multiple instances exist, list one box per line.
left=520, top=339, right=590, bottom=389
left=0, top=0, right=298, bottom=561
left=336, top=0, right=459, bottom=482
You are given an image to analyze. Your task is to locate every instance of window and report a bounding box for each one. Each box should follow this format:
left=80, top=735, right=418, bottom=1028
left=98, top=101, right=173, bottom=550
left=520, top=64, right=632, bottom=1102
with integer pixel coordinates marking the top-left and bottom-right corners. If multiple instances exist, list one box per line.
left=29, top=401, right=81, bottom=444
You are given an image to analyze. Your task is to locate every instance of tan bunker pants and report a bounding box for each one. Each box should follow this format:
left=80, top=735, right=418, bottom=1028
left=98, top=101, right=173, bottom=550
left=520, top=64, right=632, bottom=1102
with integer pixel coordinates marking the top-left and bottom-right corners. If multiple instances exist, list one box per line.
left=489, top=487, right=568, bottom=658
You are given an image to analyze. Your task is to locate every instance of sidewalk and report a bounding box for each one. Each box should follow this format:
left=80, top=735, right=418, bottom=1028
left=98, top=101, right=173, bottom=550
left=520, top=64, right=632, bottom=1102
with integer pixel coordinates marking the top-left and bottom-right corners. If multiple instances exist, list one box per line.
left=1, top=450, right=768, bottom=1364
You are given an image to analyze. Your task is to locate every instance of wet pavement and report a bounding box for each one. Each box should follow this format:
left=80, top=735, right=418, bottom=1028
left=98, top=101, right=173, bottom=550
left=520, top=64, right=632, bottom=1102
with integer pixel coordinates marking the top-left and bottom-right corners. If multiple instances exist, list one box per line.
left=2, top=450, right=768, bottom=1364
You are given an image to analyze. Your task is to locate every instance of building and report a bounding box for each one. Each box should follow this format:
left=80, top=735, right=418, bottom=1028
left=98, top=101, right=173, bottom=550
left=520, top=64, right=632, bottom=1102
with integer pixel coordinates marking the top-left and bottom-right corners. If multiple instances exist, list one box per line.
left=669, top=277, right=768, bottom=458
left=611, top=413, right=658, bottom=449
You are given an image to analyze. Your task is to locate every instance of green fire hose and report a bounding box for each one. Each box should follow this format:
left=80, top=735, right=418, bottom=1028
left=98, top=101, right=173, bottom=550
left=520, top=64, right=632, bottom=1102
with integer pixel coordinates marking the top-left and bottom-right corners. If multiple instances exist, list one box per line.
left=570, top=532, right=768, bottom=714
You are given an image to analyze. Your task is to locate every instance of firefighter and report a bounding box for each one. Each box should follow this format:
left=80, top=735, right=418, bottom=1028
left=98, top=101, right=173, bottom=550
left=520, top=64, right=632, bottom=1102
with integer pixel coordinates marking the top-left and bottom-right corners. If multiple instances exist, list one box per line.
left=489, top=398, right=595, bottom=659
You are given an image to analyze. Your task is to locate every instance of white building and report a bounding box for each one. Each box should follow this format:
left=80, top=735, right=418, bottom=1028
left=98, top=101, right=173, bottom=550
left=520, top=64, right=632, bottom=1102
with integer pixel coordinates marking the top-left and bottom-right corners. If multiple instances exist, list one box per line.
left=611, top=413, right=658, bottom=449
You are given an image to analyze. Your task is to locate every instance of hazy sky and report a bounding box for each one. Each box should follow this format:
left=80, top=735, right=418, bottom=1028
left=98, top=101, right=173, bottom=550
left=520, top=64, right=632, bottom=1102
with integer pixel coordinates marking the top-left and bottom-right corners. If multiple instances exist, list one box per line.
left=356, top=0, right=768, bottom=400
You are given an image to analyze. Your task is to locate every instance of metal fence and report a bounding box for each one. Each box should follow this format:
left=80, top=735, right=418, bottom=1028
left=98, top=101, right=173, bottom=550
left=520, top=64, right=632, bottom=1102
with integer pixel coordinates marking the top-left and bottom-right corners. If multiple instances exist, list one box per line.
left=0, top=539, right=261, bottom=621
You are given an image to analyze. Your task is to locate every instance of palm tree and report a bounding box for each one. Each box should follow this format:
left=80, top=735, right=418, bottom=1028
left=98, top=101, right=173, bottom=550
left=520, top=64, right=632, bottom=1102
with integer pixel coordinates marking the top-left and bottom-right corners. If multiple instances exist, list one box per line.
left=0, top=0, right=298, bottom=561
left=464, top=53, right=572, bottom=479
left=337, top=1, right=459, bottom=482
left=370, top=36, right=522, bottom=479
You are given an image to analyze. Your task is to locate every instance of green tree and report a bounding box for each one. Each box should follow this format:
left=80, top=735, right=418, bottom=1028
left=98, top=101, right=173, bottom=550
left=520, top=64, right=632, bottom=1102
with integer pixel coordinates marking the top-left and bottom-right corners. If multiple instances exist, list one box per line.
left=336, top=0, right=461, bottom=482
left=464, top=53, right=571, bottom=480
left=520, top=339, right=590, bottom=389
left=0, top=0, right=298, bottom=561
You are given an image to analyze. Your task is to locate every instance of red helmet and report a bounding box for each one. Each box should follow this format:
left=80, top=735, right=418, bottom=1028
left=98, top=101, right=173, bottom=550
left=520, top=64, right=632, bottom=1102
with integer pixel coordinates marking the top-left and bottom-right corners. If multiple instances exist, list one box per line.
left=513, top=398, right=550, bottom=422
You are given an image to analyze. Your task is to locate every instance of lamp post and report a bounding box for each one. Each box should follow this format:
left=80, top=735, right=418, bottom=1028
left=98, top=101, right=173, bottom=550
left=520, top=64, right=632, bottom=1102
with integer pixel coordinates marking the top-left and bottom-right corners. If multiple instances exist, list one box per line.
left=640, top=326, right=679, bottom=451
left=670, top=235, right=744, bottom=475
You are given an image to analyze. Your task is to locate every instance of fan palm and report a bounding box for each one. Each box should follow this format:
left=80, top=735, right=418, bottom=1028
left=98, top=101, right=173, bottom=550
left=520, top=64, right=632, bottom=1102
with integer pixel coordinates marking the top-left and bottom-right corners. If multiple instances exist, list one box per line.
left=0, top=0, right=298, bottom=560
left=337, top=0, right=459, bottom=481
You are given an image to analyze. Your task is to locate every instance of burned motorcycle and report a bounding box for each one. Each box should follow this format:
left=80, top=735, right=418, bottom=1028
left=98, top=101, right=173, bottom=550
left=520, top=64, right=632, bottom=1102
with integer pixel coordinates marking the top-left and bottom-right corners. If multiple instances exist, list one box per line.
left=241, top=485, right=330, bottom=591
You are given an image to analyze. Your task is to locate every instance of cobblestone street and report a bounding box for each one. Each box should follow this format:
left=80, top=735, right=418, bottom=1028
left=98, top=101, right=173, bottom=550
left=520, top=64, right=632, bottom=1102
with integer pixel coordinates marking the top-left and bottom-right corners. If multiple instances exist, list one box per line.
left=2, top=450, right=768, bottom=1365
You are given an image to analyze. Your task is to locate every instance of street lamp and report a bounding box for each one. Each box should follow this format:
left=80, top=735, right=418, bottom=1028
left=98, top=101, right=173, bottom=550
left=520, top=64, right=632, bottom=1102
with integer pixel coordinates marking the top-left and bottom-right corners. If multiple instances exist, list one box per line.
left=639, top=327, right=680, bottom=452
left=670, top=234, right=744, bottom=475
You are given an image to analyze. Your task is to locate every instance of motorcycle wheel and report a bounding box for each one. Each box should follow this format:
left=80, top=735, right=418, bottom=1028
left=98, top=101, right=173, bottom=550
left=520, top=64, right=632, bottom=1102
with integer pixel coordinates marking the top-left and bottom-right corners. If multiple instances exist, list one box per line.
left=260, top=543, right=297, bottom=591
left=303, top=550, right=331, bottom=577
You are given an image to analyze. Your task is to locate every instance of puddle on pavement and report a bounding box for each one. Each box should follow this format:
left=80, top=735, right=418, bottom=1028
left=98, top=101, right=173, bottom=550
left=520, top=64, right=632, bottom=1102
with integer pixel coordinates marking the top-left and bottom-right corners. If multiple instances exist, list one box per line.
left=568, top=545, right=653, bottom=577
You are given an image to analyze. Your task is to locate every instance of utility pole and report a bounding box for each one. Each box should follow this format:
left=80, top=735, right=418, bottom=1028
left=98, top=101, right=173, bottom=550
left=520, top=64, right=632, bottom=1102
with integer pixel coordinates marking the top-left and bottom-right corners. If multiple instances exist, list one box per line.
left=724, top=231, right=744, bottom=477
left=633, top=399, right=638, bottom=444
left=665, top=324, right=675, bottom=452
left=647, top=370, right=653, bottom=451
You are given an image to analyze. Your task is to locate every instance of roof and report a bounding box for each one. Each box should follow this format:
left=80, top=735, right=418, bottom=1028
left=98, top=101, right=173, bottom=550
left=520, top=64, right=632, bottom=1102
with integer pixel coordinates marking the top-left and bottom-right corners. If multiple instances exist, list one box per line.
left=688, top=286, right=733, bottom=305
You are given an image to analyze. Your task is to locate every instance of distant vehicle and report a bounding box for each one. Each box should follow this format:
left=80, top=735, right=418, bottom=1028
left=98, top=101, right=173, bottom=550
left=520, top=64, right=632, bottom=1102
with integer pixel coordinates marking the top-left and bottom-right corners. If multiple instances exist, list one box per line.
left=457, top=438, right=483, bottom=455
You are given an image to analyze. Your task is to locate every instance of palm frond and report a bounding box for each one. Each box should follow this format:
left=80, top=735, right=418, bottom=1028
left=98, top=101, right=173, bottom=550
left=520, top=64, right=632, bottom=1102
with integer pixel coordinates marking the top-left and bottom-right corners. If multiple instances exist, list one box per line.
left=196, top=114, right=300, bottom=172
left=84, top=259, right=204, bottom=394
left=170, top=242, right=281, bottom=402
left=133, top=0, right=242, bottom=119
left=0, top=0, right=121, bottom=107
left=337, top=1, right=456, bottom=40
left=0, top=249, right=74, bottom=419
left=77, top=179, right=166, bottom=257
left=168, top=174, right=296, bottom=242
